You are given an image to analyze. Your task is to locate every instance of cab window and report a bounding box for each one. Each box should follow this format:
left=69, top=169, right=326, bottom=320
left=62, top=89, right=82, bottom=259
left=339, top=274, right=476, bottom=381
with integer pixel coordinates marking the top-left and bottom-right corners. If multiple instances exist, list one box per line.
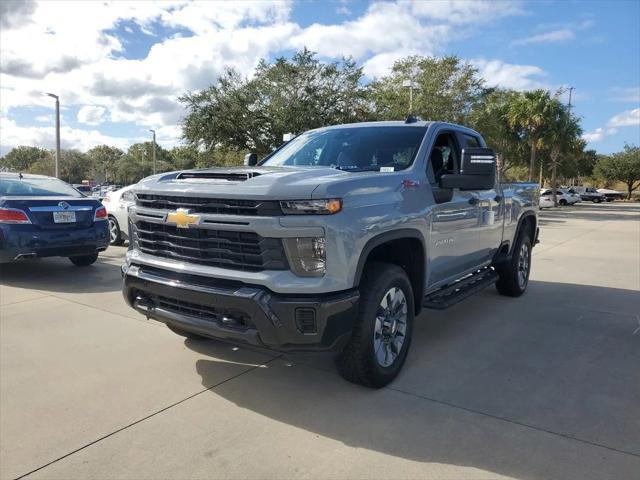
left=427, top=132, right=461, bottom=183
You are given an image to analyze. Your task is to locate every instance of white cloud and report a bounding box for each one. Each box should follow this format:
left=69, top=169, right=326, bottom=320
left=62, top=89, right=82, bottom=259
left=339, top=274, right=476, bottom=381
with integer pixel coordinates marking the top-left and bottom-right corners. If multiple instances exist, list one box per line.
left=607, top=108, right=640, bottom=128
left=512, top=28, right=574, bottom=46
left=582, top=109, right=639, bottom=144
left=35, top=115, right=51, bottom=123
left=472, top=59, right=547, bottom=90
left=0, top=116, right=134, bottom=154
left=77, top=105, right=106, bottom=126
left=0, top=0, right=529, bottom=152
left=336, top=5, right=351, bottom=16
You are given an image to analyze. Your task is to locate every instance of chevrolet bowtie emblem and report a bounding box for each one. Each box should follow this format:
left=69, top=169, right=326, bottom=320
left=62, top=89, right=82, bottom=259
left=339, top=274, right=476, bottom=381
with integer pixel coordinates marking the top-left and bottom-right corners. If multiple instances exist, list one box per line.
left=166, top=208, right=200, bottom=228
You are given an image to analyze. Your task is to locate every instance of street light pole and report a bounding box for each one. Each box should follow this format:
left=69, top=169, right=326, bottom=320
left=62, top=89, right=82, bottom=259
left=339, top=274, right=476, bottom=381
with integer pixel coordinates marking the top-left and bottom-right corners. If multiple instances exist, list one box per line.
left=567, top=86, right=575, bottom=112
left=402, top=79, right=415, bottom=114
left=45, top=93, right=61, bottom=178
left=149, top=129, right=156, bottom=175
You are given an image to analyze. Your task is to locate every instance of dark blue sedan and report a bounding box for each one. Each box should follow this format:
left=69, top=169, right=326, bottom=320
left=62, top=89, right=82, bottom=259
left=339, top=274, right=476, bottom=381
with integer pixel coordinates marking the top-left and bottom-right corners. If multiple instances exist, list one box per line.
left=0, top=173, right=109, bottom=266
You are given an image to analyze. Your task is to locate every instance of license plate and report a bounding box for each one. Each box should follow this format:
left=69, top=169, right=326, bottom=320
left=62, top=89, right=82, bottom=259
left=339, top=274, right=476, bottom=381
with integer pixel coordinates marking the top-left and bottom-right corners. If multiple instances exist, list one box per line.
left=53, top=211, right=76, bottom=223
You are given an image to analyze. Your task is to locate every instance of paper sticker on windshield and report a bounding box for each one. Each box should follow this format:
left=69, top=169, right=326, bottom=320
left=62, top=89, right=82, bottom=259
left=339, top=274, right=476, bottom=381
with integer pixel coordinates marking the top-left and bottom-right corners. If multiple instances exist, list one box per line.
left=380, top=166, right=395, bottom=172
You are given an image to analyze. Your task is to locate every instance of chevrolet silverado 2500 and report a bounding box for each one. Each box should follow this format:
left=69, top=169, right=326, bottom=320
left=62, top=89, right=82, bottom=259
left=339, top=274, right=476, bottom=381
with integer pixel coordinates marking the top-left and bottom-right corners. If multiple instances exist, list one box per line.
left=122, top=120, right=539, bottom=387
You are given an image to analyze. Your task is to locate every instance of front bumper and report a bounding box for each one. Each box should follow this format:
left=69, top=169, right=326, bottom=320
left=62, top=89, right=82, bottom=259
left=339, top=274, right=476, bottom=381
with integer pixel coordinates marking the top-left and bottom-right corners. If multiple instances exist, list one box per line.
left=122, top=263, right=359, bottom=352
left=0, top=223, right=109, bottom=263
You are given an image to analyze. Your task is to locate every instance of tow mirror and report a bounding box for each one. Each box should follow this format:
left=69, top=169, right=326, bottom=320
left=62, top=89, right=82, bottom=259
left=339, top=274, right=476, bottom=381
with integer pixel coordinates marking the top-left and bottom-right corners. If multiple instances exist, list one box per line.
left=439, top=148, right=496, bottom=190
left=244, top=153, right=258, bottom=166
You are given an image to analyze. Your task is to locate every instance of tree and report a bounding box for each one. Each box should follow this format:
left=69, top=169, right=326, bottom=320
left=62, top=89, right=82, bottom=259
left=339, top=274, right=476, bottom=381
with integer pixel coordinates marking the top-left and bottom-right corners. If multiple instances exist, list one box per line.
left=87, top=145, right=124, bottom=183
left=543, top=100, right=582, bottom=205
left=0, top=146, right=50, bottom=172
left=181, top=49, right=369, bottom=157
left=594, top=144, right=640, bottom=199
left=468, top=89, right=527, bottom=177
left=507, top=90, right=557, bottom=182
left=368, top=55, right=485, bottom=123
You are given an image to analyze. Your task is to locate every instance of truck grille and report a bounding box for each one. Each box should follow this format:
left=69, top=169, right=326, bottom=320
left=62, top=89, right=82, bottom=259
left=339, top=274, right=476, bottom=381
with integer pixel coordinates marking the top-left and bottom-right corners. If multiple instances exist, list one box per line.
left=134, top=221, right=288, bottom=271
left=136, top=195, right=282, bottom=216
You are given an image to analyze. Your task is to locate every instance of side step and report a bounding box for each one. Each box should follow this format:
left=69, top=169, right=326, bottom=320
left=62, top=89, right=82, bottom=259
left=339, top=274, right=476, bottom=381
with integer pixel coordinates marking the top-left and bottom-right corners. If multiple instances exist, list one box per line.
left=423, top=268, right=498, bottom=310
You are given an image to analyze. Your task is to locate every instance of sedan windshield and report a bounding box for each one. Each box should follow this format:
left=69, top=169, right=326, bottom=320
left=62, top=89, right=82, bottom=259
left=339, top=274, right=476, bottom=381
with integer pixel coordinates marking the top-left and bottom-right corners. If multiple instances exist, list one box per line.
left=261, top=126, right=427, bottom=171
left=0, top=177, right=84, bottom=197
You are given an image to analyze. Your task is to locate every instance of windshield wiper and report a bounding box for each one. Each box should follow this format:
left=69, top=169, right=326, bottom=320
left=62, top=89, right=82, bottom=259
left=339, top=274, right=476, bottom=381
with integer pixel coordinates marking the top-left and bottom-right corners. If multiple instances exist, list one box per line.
left=331, top=165, right=381, bottom=172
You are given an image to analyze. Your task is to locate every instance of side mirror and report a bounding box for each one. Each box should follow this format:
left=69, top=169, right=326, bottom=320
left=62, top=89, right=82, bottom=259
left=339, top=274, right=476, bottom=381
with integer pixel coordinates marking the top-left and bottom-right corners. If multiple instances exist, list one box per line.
left=244, top=153, right=258, bottom=166
left=438, top=147, right=496, bottom=190
left=460, top=148, right=497, bottom=176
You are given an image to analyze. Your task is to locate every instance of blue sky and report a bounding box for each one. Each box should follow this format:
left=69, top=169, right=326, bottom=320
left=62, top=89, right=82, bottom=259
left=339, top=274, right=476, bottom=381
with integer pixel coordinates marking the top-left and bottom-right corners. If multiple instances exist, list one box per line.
left=1, top=0, right=638, bottom=155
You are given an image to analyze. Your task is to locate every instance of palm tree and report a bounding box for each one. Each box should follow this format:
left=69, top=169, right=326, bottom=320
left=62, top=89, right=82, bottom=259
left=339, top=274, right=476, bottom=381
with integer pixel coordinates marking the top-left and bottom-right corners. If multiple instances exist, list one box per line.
left=507, top=90, right=555, bottom=182
left=544, top=100, right=582, bottom=206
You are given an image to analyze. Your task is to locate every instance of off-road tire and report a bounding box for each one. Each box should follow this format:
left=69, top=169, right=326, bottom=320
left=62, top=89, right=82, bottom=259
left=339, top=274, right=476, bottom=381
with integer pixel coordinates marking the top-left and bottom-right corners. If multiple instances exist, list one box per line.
left=335, top=262, right=414, bottom=388
left=495, top=230, right=532, bottom=297
left=69, top=253, right=99, bottom=267
left=108, top=215, right=124, bottom=246
left=167, top=324, right=208, bottom=340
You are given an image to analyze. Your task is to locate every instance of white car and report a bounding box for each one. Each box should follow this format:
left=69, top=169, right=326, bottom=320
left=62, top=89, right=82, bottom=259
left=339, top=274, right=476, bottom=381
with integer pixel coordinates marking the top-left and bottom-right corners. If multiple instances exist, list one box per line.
left=539, top=188, right=576, bottom=207
left=102, top=185, right=135, bottom=245
left=560, top=188, right=582, bottom=204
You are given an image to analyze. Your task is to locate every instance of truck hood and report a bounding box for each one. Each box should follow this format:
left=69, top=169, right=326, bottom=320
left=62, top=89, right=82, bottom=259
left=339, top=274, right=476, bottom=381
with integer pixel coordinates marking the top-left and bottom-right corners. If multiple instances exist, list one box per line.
left=133, top=166, right=370, bottom=199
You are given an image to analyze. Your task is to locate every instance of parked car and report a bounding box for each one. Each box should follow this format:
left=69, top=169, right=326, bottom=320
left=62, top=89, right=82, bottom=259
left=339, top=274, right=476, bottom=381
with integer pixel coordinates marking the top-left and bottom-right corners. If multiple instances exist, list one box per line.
left=102, top=185, right=135, bottom=245
left=570, top=186, right=606, bottom=203
left=0, top=173, right=109, bottom=265
left=122, top=120, right=539, bottom=388
left=560, top=188, right=582, bottom=204
left=597, top=188, right=624, bottom=201
left=539, top=194, right=554, bottom=209
left=540, top=188, right=575, bottom=206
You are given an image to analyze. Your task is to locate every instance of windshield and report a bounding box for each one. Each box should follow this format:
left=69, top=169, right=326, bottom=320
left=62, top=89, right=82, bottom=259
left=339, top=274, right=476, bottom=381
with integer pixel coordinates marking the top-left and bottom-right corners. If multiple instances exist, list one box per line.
left=261, top=126, right=427, bottom=171
left=0, top=177, right=84, bottom=197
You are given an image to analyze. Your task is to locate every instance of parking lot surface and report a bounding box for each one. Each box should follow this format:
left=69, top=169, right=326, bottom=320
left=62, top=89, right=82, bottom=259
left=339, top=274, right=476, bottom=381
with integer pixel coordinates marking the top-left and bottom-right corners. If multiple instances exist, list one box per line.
left=1, top=202, right=639, bottom=480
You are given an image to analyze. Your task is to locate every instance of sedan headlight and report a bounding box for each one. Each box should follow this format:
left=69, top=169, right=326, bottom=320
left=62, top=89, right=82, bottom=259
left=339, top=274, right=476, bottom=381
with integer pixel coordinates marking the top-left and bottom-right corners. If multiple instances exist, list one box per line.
left=280, top=199, right=342, bottom=215
left=283, top=237, right=326, bottom=276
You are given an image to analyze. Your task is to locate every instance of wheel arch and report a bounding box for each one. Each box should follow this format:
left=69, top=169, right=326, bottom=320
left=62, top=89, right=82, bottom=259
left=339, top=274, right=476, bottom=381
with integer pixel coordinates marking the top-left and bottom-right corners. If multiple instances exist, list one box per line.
left=510, top=212, right=537, bottom=256
left=353, top=229, right=426, bottom=315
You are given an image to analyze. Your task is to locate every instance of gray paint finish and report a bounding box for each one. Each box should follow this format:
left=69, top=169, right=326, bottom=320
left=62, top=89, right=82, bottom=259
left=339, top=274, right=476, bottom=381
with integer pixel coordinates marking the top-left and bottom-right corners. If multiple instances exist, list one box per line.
left=126, top=122, right=538, bottom=295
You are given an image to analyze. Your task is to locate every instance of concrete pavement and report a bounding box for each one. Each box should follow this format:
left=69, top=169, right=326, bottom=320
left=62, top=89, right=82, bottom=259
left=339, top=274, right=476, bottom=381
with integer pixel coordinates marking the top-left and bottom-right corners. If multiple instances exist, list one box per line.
left=1, top=202, right=639, bottom=479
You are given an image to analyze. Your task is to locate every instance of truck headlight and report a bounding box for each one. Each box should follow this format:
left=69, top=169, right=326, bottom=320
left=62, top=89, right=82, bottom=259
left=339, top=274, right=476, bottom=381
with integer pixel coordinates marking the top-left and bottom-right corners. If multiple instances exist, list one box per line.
left=280, top=199, right=342, bottom=215
left=283, top=237, right=326, bottom=276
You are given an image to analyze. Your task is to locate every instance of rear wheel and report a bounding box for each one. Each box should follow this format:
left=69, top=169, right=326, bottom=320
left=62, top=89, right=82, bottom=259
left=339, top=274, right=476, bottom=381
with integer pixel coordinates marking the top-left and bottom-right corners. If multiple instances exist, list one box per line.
left=559, top=199, right=567, bottom=206
left=108, top=216, right=124, bottom=246
left=69, top=253, right=99, bottom=267
left=593, top=197, right=602, bottom=203
left=495, top=230, right=532, bottom=297
left=335, top=262, right=414, bottom=388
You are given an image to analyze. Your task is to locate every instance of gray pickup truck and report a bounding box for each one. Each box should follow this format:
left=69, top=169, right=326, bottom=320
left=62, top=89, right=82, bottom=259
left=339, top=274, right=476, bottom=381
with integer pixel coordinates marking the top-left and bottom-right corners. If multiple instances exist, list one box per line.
left=122, top=120, right=539, bottom=387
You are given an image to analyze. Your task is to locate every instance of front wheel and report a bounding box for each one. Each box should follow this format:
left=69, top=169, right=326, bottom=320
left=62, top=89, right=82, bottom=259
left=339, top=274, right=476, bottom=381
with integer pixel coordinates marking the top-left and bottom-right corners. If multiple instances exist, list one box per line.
left=559, top=199, right=567, bottom=206
left=335, top=262, right=414, bottom=388
left=495, top=231, right=532, bottom=297
left=69, top=253, right=99, bottom=267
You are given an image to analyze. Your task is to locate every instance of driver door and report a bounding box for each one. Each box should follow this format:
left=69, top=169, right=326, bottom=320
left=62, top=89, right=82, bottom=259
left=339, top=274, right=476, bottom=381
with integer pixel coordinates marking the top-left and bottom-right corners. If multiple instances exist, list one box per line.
left=426, top=131, right=482, bottom=288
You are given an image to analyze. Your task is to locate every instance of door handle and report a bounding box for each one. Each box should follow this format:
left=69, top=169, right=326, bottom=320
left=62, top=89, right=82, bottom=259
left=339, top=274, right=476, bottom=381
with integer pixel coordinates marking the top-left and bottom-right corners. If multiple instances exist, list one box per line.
left=468, top=197, right=479, bottom=205
left=436, top=212, right=467, bottom=220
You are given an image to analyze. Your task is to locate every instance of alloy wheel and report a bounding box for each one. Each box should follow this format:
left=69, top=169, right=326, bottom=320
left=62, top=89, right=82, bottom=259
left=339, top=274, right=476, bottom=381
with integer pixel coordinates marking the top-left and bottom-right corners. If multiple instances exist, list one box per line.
left=373, top=287, right=408, bottom=368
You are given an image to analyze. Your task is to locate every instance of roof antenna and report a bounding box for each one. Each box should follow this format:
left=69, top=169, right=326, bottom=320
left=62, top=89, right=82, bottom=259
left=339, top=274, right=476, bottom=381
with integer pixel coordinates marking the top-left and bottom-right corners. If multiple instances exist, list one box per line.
left=405, top=114, right=421, bottom=124
left=19, top=172, right=23, bottom=179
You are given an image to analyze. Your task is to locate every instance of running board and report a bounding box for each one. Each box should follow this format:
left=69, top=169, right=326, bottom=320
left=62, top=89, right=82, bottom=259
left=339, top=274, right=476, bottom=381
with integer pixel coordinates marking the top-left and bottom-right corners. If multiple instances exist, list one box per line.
left=423, top=268, right=498, bottom=310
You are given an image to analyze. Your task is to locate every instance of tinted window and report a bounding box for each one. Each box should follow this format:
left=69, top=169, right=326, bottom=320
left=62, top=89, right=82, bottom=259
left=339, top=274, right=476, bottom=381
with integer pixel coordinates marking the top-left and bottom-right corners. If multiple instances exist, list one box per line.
left=261, top=126, right=427, bottom=171
left=0, top=177, right=83, bottom=197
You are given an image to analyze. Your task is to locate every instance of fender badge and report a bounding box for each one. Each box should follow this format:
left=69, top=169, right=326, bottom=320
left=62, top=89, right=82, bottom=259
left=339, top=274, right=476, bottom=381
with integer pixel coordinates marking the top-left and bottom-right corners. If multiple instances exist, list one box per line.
left=402, top=179, right=420, bottom=189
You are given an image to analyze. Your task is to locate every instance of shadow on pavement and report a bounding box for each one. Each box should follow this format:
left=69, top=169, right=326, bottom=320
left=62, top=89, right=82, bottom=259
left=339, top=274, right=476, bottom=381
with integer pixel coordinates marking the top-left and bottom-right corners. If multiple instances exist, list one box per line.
left=0, top=249, right=124, bottom=294
left=186, top=280, right=640, bottom=479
